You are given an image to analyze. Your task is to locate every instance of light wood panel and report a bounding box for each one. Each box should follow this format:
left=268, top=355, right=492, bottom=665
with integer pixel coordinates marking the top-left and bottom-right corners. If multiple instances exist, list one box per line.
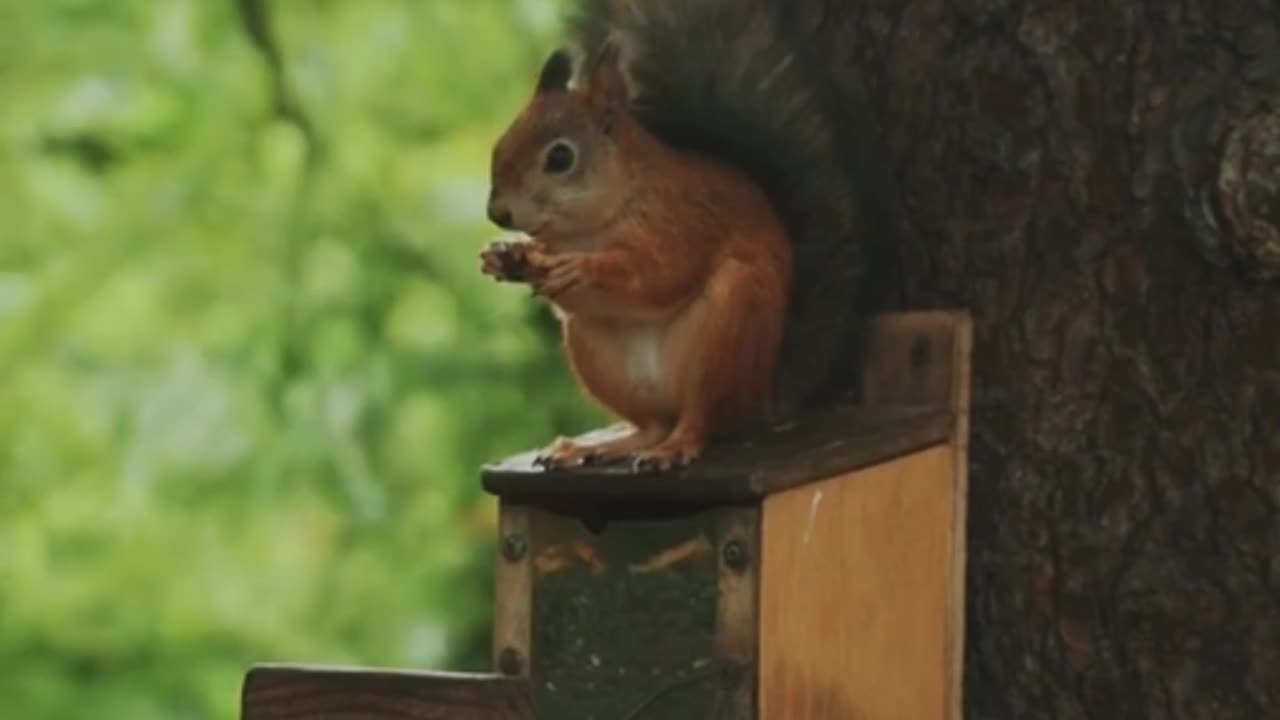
left=759, top=446, right=958, bottom=720
left=862, top=310, right=972, bottom=718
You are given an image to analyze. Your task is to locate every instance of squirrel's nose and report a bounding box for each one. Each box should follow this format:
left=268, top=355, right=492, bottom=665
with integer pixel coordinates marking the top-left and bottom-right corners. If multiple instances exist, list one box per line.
left=487, top=200, right=514, bottom=230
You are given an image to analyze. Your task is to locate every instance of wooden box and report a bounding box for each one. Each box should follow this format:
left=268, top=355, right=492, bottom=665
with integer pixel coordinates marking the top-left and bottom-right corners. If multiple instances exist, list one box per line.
left=241, top=310, right=971, bottom=720
left=483, top=311, right=972, bottom=719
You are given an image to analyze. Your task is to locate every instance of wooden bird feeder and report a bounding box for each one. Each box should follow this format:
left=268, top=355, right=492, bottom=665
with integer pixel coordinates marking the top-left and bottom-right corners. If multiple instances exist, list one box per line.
left=241, top=310, right=973, bottom=719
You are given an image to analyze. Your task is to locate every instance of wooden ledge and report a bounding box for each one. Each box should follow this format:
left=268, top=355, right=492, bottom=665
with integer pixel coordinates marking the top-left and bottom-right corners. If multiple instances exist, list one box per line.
left=481, top=402, right=953, bottom=505
left=242, top=664, right=534, bottom=720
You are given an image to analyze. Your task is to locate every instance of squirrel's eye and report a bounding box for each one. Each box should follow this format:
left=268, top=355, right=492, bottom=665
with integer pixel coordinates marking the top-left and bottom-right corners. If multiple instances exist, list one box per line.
left=544, top=142, right=576, bottom=174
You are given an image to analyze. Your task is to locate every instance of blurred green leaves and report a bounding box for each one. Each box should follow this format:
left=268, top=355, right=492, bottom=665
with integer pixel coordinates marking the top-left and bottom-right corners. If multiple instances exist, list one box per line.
left=0, top=1, right=600, bottom=718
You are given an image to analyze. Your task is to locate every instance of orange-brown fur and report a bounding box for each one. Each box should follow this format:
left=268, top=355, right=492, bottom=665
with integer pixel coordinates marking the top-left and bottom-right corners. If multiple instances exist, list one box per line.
left=484, top=45, right=791, bottom=470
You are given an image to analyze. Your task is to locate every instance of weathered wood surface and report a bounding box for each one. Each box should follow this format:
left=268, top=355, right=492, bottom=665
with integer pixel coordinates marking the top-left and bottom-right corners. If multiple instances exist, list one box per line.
left=759, top=446, right=958, bottom=720
left=482, top=403, right=951, bottom=504
left=241, top=664, right=534, bottom=719
left=811, top=1, right=1280, bottom=716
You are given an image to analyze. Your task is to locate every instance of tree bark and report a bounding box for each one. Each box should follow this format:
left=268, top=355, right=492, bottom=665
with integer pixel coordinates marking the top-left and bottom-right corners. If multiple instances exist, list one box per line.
left=825, top=1, right=1280, bottom=717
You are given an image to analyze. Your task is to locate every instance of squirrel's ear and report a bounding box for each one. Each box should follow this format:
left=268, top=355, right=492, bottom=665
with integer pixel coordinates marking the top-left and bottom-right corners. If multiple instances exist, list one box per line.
left=585, top=39, right=633, bottom=132
left=536, top=48, right=574, bottom=94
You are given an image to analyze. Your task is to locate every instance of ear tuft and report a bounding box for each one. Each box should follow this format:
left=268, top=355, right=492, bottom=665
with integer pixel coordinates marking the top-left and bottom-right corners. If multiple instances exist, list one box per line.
left=537, top=48, right=574, bottom=94
left=589, top=37, right=631, bottom=93
left=595, top=37, right=623, bottom=72
left=584, top=36, right=634, bottom=129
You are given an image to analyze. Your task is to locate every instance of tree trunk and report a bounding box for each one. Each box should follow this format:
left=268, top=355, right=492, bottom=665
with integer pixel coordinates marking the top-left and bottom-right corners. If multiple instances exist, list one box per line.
left=825, top=1, right=1280, bottom=717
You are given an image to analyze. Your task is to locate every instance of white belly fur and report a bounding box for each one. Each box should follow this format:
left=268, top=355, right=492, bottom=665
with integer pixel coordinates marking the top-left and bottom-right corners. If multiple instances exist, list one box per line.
left=621, top=324, right=666, bottom=397
left=556, top=294, right=704, bottom=419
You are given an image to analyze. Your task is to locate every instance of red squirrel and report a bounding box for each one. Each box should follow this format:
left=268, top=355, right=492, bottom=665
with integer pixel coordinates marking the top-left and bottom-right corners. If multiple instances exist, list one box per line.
left=481, top=0, right=878, bottom=472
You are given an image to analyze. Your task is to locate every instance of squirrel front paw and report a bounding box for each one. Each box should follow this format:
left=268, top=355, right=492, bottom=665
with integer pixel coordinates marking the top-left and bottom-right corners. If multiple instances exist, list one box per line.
left=529, top=251, right=590, bottom=299
left=480, top=240, right=538, bottom=282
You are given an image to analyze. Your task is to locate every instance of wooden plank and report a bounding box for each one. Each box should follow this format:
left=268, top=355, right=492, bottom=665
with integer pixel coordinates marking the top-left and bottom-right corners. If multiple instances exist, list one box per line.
left=241, top=664, right=535, bottom=720
left=861, top=310, right=968, bottom=407
left=482, top=403, right=951, bottom=505
left=758, top=446, right=958, bottom=720
left=862, top=310, right=972, bottom=717
left=714, top=508, right=761, bottom=719
left=493, top=503, right=532, bottom=680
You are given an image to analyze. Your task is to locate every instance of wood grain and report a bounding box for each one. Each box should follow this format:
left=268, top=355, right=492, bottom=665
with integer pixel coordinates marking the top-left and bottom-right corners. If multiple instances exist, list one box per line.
left=759, top=446, right=959, bottom=720
left=241, top=664, right=534, bottom=719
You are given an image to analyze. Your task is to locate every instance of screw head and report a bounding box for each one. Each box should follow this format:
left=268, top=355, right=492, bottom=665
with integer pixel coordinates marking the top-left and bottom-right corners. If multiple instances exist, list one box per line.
left=722, top=539, right=749, bottom=572
left=498, top=647, right=523, bottom=676
left=501, top=534, right=527, bottom=562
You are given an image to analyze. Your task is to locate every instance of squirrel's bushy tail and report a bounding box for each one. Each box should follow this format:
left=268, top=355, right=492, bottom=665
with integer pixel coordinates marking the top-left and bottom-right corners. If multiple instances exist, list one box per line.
left=568, top=0, right=890, bottom=416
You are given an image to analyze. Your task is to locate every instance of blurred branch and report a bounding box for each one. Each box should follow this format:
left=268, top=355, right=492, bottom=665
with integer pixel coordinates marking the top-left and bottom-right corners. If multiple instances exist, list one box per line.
left=233, top=0, right=322, bottom=166
left=232, top=0, right=321, bottom=411
left=39, top=133, right=120, bottom=173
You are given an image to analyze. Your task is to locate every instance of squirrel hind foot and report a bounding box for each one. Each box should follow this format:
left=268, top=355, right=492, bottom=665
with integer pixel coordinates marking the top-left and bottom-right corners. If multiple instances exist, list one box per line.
left=629, top=433, right=703, bottom=474
left=533, top=435, right=586, bottom=469
left=535, top=425, right=669, bottom=470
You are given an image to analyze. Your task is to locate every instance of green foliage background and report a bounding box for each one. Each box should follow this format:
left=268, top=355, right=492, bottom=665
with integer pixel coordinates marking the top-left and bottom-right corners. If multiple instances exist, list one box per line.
left=0, top=1, right=599, bottom=717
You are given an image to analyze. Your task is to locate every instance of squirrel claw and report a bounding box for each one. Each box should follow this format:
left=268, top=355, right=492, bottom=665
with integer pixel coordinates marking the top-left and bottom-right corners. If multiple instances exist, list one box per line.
left=533, top=437, right=595, bottom=470
left=631, top=455, right=676, bottom=473
left=629, top=456, right=659, bottom=473
left=629, top=445, right=699, bottom=474
left=534, top=450, right=568, bottom=466
left=534, top=448, right=627, bottom=470
left=535, top=453, right=585, bottom=470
